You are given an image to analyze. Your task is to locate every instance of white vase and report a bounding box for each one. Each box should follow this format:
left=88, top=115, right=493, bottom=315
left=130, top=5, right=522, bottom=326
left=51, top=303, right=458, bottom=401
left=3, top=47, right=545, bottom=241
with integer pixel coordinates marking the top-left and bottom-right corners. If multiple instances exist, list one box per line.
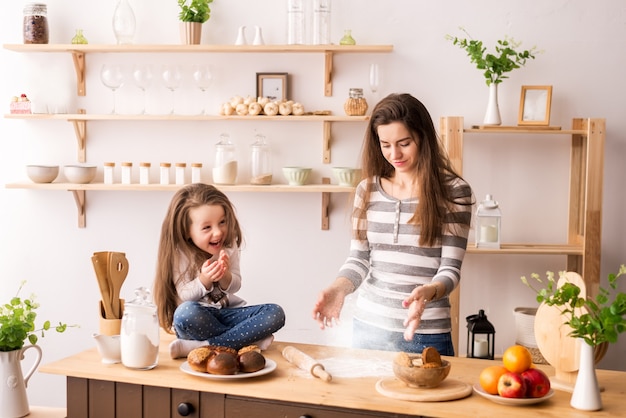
left=570, top=339, right=602, bottom=411
left=0, top=345, right=42, bottom=418
left=483, top=83, right=501, bottom=126
left=112, top=0, right=136, bottom=45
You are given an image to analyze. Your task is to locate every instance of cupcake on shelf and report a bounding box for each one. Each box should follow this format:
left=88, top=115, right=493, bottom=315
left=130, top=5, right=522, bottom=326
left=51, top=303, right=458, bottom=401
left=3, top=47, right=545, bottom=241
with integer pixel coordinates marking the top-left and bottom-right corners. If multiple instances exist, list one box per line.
left=9, top=94, right=32, bottom=114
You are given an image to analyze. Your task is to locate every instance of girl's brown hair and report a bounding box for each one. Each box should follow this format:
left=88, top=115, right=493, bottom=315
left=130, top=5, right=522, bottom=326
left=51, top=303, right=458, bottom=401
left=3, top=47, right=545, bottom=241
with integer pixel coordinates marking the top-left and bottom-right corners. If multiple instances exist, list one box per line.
left=356, top=93, right=471, bottom=246
left=153, top=183, right=243, bottom=332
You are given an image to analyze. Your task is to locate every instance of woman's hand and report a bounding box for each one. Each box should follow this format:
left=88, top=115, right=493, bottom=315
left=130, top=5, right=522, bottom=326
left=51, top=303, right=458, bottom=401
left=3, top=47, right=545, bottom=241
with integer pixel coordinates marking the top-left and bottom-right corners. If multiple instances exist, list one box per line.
left=312, top=278, right=353, bottom=330
left=402, top=284, right=436, bottom=341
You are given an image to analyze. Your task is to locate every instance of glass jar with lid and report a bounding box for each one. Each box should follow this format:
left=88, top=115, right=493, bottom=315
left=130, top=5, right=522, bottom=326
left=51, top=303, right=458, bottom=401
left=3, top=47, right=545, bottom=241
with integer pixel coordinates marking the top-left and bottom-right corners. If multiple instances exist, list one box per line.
left=23, top=3, right=49, bottom=44
left=344, top=88, right=368, bottom=116
left=250, top=134, right=272, bottom=185
left=120, top=287, right=159, bottom=370
left=212, top=134, right=238, bottom=185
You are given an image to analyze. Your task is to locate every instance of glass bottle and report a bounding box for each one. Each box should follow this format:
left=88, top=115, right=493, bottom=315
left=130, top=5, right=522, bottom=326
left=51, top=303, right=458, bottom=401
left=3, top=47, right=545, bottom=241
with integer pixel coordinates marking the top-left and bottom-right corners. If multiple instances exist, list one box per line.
left=160, top=162, right=171, bottom=185
left=344, top=88, right=368, bottom=116
left=112, top=0, right=136, bottom=45
left=313, top=0, right=331, bottom=45
left=175, top=163, right=186, bottom=185
left=71, top=29, right=88, bottom=44
left=287, top=0, right=305, bottom=45
left=103, top=162, right=115, bottom=184
left=120, top=287, right=159, bottom=370
left=191, top=163, right=202, bottom=183
left=139, top=162, right=151, bottom=185
left=339, top=29, right=355, bottom=45
left=121, top=162, right=133, bottom=184
left=250, top=134, right=272, bottom=185
left=212, top=134, right=238, bottom=185
left=23, top=3, right=49, bottom=44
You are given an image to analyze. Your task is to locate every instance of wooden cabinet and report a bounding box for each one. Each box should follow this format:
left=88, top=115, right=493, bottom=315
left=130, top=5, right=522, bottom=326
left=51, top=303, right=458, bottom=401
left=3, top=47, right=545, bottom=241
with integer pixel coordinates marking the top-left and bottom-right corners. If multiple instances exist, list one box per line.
left=3, top=43, right=393, bottom=228
left=439, top=116, right=605, bottom=352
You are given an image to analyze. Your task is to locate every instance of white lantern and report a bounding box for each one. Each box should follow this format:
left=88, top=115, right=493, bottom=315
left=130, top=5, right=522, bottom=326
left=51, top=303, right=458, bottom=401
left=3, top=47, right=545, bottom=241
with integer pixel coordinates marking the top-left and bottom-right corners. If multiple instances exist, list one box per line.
left=476, top=194, right=501, bottom=249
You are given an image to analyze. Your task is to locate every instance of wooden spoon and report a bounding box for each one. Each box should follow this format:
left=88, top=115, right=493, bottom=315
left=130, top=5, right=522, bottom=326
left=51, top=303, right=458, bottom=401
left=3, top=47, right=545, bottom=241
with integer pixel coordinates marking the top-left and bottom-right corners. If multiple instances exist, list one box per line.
left=108, top=252, right=129, bottom=319
left=92, top=252, right=115, bottom=319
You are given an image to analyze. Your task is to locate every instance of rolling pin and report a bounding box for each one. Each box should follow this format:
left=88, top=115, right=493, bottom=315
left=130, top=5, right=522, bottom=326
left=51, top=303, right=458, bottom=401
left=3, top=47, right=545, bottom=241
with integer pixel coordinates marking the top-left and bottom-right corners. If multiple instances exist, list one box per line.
left=282, top=346, right=332, bottom=382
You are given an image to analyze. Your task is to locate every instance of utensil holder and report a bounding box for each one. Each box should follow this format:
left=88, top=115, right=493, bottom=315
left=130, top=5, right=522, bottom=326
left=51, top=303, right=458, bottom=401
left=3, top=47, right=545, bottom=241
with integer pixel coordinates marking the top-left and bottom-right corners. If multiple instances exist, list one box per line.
left=99, top=299, right=124, bottom=336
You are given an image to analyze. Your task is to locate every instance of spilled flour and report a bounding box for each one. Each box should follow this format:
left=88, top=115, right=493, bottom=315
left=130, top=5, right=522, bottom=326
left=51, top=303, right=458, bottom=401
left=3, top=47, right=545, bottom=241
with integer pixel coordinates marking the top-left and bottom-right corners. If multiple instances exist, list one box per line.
left=290, top=357, right=394, bottom=379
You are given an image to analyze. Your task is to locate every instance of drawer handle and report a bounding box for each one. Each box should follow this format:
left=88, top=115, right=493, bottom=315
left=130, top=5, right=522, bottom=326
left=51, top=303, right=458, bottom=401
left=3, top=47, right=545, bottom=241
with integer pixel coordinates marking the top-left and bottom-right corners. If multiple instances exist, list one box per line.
left=177, top=402, right=194, bottom=416
left=299, top=416, right=312, bottom=418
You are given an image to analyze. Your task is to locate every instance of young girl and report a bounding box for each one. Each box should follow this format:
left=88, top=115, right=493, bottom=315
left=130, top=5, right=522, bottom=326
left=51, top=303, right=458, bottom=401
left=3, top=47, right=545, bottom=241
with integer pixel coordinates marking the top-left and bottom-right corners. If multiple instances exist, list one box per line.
left=154, top=183, right=286, bottom=359
left=312, top=93, right=474, bottom=355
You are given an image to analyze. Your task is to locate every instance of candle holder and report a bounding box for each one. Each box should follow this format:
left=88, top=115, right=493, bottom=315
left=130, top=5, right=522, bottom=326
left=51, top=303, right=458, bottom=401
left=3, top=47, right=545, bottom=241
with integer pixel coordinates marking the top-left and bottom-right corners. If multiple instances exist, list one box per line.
left=466, top=309, right=495, bottom=359
left=476, top=194, right=501, bottom=249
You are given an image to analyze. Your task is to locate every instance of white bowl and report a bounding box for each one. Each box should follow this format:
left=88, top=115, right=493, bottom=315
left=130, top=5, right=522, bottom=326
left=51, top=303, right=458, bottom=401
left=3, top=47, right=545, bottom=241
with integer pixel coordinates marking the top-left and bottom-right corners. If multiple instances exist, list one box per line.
left=26, top=165, right=59, bottom=183
left=332, top=167, right=361, bottom=187
left=64, top=164, right=97, bottom=184
left=282, top=167, right=312, bottom=186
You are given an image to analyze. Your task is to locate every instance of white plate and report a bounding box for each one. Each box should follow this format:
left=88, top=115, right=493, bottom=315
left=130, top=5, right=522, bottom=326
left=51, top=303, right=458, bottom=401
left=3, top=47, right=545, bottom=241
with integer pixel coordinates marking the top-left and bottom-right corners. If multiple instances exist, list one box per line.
left=180, top=358, right=277, bottom=380
left=472, top=384, right=554, bottom=405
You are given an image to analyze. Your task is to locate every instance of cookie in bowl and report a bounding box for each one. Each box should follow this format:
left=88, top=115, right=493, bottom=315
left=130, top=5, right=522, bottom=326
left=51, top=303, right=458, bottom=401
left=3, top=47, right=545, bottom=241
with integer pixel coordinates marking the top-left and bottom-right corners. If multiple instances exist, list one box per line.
left=392, top=346, right=450, bottom=388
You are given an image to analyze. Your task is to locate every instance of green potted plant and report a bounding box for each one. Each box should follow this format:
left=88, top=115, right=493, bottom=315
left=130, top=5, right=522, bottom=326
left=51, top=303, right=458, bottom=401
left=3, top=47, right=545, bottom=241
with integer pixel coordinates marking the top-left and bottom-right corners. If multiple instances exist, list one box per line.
left=177, top=0, right=214, bottom=44
left=521, top=265, right=626, bottom=411
left=1, top=281, right=73, bottom=417
left=446, top=27, right=538, bottom=125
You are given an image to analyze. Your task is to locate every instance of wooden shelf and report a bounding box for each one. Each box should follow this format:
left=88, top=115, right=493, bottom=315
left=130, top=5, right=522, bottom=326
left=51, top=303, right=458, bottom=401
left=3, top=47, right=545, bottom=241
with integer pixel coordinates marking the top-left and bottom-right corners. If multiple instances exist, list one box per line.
left=4, top=113, right=368, bottom=163
left=439, top=116, right=605, bottom=354
left=6, top=180, right=354, bottom=229
left=3, top=43, right=393, bottom=97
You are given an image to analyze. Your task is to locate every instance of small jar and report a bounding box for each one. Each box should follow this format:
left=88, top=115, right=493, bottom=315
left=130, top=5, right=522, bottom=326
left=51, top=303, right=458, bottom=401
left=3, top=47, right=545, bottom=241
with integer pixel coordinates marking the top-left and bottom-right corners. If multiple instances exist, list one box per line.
left=250, top=134, right=272, bottom=185
left=103, top=162, right=115, bottom=184
left=23, top=3, right=49, bottom=44
left=344, top=88, right=368, bottom=116
left=121, top=162, right=132, bottom=184
left=159, top=163, right=171, bottom=185
left=139, top=162, right=151, bottom=185
left=191, top=163, right=202, bottom=183
left=120, top=287, right=159, bottom=370
left=212, top=134, right=238, bottom=185
left=175, top=163, right=186, bottom=185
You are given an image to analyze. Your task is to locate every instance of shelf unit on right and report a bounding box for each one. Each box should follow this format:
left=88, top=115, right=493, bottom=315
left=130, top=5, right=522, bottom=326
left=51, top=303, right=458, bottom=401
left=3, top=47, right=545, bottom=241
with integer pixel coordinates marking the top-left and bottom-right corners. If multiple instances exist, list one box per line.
left=439, top=116, right=606, bottom=353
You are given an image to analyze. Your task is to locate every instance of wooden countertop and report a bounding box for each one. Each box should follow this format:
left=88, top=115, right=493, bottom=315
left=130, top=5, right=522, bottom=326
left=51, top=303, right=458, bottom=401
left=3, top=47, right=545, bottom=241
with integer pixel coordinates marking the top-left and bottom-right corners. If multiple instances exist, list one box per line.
left=41, top=334, right=625, bottom=417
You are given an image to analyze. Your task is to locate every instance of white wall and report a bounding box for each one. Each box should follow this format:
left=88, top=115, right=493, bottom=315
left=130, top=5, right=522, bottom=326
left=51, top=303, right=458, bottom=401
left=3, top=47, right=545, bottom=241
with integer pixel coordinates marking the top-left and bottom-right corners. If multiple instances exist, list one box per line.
left=1, top=0, right=624, bottom=408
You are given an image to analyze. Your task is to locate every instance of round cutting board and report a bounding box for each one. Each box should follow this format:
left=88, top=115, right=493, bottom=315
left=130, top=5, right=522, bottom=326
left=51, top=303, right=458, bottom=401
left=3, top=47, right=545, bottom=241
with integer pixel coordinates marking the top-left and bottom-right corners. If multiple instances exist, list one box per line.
left=376, top=377, right=472, bottom=402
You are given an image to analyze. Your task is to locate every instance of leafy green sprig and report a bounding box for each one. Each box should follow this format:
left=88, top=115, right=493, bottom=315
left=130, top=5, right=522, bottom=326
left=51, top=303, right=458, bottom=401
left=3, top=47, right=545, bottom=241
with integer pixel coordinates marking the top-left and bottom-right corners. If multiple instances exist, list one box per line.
left=0, top=281, right=72, bottom=352
left=446, top=28, right=538, bottom=85
left=521, top=265, right=626, bottom=347
left=177, top=0, right=213, bottom=23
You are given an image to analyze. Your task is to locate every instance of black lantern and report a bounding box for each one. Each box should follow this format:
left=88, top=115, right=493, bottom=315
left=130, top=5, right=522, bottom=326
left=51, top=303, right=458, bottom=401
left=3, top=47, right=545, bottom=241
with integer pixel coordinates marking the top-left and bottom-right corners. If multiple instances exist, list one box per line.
left=466, top=309, right=495, bottom=359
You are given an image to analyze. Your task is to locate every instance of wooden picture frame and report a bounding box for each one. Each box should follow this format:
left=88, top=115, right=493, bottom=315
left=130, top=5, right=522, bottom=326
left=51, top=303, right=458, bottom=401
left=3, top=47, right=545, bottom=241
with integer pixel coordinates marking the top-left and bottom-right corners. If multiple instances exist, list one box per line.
left=256, top=72, right=288, bottom=101
left=518, top=85, right=553, bottom=126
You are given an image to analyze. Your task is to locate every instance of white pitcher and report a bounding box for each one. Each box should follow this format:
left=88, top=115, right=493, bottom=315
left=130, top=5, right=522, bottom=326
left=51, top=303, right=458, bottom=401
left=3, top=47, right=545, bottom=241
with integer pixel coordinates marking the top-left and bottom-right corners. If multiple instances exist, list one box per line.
left=0, top=345, right=42, bottom=418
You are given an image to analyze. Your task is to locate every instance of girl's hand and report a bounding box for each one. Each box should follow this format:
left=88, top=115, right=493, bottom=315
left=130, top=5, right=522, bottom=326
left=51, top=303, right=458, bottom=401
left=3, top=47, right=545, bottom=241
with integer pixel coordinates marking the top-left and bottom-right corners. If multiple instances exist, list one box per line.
left=201, top=255, right=227, bottom=283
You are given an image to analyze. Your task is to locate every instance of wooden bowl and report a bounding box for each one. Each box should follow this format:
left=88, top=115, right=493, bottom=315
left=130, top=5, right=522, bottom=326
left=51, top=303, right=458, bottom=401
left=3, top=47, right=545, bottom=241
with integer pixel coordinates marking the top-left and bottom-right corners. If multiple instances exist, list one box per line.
left=393, top=353, right=451, bottom=388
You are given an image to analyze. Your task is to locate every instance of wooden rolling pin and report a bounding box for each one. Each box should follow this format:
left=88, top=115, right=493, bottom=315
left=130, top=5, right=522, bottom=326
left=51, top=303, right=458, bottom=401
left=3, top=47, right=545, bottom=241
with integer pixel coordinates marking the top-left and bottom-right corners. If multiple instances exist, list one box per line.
left=282, top=346, right=332, bottom=382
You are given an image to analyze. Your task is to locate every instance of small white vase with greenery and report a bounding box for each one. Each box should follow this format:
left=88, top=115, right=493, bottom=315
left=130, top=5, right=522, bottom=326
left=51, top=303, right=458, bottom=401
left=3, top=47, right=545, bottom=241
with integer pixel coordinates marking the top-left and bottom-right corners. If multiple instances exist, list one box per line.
left=446, top=27, right=538, bottom=125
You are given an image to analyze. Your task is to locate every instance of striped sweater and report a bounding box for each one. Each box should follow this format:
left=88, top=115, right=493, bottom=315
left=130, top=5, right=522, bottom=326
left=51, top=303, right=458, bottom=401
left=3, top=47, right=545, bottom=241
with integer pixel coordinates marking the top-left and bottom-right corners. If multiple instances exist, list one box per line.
left=338, top=175, right=473, bottom=335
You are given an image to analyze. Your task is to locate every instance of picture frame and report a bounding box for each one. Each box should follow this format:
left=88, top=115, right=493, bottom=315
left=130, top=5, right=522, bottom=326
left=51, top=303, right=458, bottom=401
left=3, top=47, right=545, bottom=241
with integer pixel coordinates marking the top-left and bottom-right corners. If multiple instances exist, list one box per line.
left=256, top=72, right=288, bottom=101
left=518, top=85, right=553, bottom=126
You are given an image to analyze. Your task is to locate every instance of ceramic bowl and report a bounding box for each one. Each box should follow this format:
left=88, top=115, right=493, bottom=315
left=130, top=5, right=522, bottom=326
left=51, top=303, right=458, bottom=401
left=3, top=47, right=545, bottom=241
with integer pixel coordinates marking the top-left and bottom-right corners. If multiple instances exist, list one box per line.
left=26, top=165, right=59, bottom=183
left=332, top=167, right=361, bottom=187
left=282, top=167, right=312, bottom=186
left=392, top=353, right=451, bottom=388
left=64, top=164, right=97, bottom=184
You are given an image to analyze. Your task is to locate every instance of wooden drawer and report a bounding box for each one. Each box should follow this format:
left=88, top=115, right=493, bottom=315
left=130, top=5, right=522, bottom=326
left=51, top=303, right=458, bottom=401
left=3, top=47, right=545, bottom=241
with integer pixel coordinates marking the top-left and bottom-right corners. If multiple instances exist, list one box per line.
left=225, top=396, right=415, bottom=418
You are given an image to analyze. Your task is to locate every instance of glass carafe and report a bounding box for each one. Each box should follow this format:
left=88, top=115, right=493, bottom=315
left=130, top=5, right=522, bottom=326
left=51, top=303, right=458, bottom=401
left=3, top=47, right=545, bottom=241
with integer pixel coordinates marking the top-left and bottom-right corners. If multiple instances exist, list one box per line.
left=212, top=133, right=238, bottom=185
left=120, top=287, right=159, bottom=370
left=250, top=134, right=272, bottom=185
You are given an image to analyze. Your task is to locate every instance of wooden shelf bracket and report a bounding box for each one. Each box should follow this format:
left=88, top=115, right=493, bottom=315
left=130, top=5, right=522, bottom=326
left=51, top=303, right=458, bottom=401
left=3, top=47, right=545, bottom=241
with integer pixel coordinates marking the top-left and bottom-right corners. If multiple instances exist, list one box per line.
left=322, top=121, right=332, bottom=163
left=71, top=190, right=86, bottom=228
left=324, top=51, right=333, bottom=96
left=321, top=177, right=330, bottom=230
left=70, top=109, right=87, bottom=162
left=71, top=51, right=86, bottom=96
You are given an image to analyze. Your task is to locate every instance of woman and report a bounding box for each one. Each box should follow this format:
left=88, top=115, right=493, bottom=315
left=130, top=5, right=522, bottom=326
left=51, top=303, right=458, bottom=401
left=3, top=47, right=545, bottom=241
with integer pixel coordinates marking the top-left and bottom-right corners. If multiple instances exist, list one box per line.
left=312, top=93, right=473, bottom=355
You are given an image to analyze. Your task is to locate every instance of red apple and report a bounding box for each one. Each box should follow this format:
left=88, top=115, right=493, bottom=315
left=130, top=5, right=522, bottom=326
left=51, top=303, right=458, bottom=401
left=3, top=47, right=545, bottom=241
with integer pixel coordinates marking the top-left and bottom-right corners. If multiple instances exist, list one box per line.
left=521, top=368, right=551, bottom=398
left=497, top=371, right=527, bottom=398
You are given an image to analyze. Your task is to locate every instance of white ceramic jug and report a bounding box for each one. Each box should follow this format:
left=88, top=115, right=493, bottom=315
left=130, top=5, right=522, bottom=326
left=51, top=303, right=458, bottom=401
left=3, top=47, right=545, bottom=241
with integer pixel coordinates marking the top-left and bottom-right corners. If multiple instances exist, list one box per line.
left=0, top=345, right=42, bottom=418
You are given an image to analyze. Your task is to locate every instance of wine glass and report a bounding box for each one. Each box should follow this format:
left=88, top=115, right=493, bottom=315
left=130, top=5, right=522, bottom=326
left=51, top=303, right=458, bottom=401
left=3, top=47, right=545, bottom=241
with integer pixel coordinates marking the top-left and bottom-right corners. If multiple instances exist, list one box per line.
left=192, top=64, right=213, bottom=115
left=369, top=63, right=380, bottom=94
left=132, top=64, right=153, bottom=114
left=100, top=64, right=124, bottom=114
left=161, top=65, right=182, bottom=115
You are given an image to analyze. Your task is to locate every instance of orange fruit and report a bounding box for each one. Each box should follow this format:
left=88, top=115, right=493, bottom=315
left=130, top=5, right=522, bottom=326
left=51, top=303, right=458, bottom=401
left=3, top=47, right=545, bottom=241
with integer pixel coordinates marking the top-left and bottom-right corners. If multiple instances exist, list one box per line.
left=479, top=365, right=508, bottom=395
left=502, top=345, right=533, bottom=373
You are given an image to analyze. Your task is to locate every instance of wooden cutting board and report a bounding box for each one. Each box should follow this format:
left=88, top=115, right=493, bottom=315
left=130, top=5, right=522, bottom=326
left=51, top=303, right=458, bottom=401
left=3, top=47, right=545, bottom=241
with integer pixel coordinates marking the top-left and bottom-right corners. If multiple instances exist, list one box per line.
left=376, top=377, right=472, bottom=402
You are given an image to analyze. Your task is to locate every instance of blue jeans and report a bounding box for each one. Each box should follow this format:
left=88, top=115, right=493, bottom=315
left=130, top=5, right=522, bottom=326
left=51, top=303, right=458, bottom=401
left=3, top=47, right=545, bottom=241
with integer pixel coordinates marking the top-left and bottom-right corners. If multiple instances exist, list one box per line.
left=352, top=318, right=455, bottom=356
left=173, top=301, right=285, bottom=350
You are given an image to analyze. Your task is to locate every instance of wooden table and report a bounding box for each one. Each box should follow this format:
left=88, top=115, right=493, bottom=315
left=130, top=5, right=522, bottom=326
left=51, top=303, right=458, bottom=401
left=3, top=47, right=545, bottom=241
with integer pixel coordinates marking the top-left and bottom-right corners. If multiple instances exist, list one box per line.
left=40, top=334, right=625, bottom=418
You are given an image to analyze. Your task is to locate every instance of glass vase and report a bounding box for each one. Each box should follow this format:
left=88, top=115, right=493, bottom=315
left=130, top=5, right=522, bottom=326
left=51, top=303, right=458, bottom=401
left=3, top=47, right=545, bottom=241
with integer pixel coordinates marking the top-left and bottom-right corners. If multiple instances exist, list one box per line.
left=112, top=0, right=136, bottom=45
